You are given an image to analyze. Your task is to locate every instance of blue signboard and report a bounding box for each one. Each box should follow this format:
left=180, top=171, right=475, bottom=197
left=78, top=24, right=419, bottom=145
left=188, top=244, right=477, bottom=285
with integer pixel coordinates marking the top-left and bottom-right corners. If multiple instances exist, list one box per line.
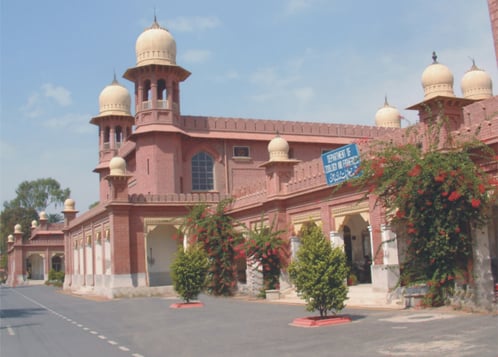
left=321, top=143, right=361, bottom=186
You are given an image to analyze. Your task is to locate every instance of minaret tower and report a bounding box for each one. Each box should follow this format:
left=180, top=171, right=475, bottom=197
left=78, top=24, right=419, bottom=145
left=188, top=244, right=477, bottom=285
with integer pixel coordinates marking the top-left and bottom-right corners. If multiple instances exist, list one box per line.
left=122, top=17, right=191, bottom=195
left=123, top=16, right=190, bottom=128
left=90, top=75, right=134, bottom=202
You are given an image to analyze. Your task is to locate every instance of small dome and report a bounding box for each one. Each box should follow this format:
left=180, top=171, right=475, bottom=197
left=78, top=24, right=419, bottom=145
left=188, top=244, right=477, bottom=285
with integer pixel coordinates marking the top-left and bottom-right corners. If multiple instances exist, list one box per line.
left=268, top=135, right=289, bottom=161
left=136, top=18, right=177, bottom=66
left=14, top=224, right=22, bottom=234
left=31, top=220, right=38, bottom=228
left=7, top=234, right=14, bottom=243
left=39, top=211, right=48, bottom=220
left=421, top=52, right=455, bottom=99
left=461, top=61, right=493, bottom=100
left=109, top=156, right=126, bottom=175
left=64, top=198, right=76, bottom=211
left=98, top=76, right=131, bottom=116
left=375, top=97, right=401, bottom=128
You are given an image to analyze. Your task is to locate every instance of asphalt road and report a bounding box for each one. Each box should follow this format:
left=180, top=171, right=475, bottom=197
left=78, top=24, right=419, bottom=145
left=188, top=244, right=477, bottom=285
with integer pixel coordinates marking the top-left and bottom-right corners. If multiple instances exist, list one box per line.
left=1, top=285, right=497, bottom=357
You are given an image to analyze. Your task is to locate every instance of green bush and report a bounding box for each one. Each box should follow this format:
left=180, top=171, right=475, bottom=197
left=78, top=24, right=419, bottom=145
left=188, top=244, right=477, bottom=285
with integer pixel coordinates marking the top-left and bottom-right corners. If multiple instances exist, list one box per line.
left=171, top=244, right=209, bottom=303
left=288, top=221, right=348, bottom=317
left=46, top=269, right=64, bottom=287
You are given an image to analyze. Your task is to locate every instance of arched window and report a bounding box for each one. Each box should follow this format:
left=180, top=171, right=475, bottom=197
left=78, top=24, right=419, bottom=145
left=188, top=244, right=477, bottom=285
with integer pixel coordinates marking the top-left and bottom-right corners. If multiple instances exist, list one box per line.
left=104, top=126, right=110, bottom=149
left=115, top=126, right=123, bottom=147
left=52, top=255, right=62, bottom=272
left=157, top=79, right=167, bottom=99
left=142, top=80, right=151, bottom=109
left=191, top=152, right=214, bottom=191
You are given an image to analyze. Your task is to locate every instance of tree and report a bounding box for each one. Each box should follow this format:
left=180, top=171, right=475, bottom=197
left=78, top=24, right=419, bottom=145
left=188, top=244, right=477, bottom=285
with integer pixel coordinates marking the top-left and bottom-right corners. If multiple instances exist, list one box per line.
left=12, top=178, right=70, bottom=213
left=171, top=244, right=209, bottom=303
left=0, top=178, right=70, bottom=268
left=243, top=215, right=289, bottom=293
left=179, top=199, right=243, bottom=296
left=288, top=221, right=349, bottom=317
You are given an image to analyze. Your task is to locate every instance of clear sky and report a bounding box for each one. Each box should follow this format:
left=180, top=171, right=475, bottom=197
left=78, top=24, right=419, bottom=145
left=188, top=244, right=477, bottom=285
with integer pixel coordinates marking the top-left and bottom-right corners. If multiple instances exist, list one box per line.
left=1, top=0, right=496, bottom=214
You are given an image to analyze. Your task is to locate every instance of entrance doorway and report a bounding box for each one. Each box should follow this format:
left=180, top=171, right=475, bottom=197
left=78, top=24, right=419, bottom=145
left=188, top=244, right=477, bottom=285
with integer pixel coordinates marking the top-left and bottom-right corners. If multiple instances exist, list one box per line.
left=27, top=254, right=44, bottom=280
left=146, top=225, right=180, bottom=286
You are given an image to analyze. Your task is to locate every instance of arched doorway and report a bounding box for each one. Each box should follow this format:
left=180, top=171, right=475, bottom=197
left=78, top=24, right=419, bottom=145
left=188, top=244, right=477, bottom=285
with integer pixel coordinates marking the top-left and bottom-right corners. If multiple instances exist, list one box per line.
left=27, top=254, right=44, bottom=280
left=51, top=254, right=64, bottom=272
left=146, top=225, right=180, bottom=286
left=341, top=213, right=371, bottom=284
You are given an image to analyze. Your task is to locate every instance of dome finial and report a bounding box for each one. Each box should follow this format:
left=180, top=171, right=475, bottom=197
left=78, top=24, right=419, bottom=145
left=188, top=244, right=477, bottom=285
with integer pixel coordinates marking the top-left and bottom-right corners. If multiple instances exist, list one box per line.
left=152, top=7, right=160, bottom=28
left=432, top=51, right=438, bottom=64
left=384, top=94, right=389, bottom=106
left=112, top=69, right=118, bottom=84
left=469, top=57, right=478, bottom=70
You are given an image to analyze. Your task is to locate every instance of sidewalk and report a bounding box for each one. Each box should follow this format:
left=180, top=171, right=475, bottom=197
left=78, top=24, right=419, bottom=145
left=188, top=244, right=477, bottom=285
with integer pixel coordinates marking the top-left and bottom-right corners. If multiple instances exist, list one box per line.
left=276, top=284, right=405, bottom=309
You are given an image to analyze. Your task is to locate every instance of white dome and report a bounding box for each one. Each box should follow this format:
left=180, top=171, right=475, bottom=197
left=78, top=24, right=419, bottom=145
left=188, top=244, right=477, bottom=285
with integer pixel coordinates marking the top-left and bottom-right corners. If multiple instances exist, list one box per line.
left=421, top=52, right=455, bottom=99
left=136, top=18, right=177, bottom=66
left=461, top=61, right=493, bottom=100
left=64, top=198, right=76, bottom=211
left=98, top=77, right=131, bottom=116
left=109, top=156, right=126, bottom=175
left=8, top=234, right=14, bottom=243
left=14, top=224, right=22, bottom=233
left=31, top=220, right=38, bottom=228
left=375, top=97, right=401, bottom=128
left=268, top=135, right=289, bottom=161
left=39, top=211, right=48, bottom=220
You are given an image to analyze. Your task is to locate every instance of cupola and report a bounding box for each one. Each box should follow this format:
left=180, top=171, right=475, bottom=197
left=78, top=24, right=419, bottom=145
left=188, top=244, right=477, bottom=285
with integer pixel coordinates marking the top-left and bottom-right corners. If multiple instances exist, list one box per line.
left=375, top=97, right=401, bottom=128
left=98, top=76, right=131, bottom=116
left=135, top=17, right=177, bottom=66
left=268, top=135, right=290, bottom=161
left=109, top=156, right=126, bottom=175
left=421, top=52, right=455, bottom=99
left=461, top=60, right=493, bottom=100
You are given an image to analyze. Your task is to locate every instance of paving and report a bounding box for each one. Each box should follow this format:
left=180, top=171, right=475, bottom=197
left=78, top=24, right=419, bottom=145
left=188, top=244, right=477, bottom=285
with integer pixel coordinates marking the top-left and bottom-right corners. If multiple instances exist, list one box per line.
left=275, top=284, right=405, bottom=310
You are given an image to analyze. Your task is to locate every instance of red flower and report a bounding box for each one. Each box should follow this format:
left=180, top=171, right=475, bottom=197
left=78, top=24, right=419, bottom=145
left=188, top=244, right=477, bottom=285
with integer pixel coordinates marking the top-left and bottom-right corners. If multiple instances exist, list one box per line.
left=478, top=184, right=486, bottom=194
left=395, top=210, right=405, bottom=218
left=417, top=189, right=424, bottom=195
left=448, top=191, right=462, bottom=202
left=471, top=198, right=481, bottom=208
left=434, top=172, right=446, bottom=183
left=407, top=228, right=417, bottom=234
left=455, top=227, right=461, bottom=233
left=408, top=164, right=422, bottom=177
left=441, top=191, right=448, bottom=197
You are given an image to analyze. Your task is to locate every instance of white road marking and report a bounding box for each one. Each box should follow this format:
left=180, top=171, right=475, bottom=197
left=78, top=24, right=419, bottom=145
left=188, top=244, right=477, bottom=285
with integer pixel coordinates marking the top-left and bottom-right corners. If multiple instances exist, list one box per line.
left=10, top=288, right=145, bottom=357
left=7, top=326, right=15, bottom=336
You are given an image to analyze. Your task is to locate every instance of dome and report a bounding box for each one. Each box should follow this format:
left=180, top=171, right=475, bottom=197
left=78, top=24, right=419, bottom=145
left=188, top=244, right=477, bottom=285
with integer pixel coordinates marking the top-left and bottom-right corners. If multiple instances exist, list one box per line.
left=421, top=52, right=455, bottom=99
left=375, top=97, right=401, bottom=128
left=8, top=234, right=14, bottom=243
left=39, top=211, right=48, bottom=220
left=136, top=18, right=177, bottom=66
left=98, top=76, right=131, bottom=116
left=109, top=156, right=126, bottom=175
left=64, top=198, right=76, bottom=211
left=461, top=61, right=493, bottom=100
left=31, top=220, right=38, bottom=228
left=268, top=135, right=289, bottom=161
left=14, top=224, right=22, bottom=234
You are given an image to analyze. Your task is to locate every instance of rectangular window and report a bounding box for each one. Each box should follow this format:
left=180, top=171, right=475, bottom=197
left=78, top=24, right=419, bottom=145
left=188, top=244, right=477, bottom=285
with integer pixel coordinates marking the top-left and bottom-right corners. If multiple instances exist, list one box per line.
left=233, top=146, right=250, bottom=158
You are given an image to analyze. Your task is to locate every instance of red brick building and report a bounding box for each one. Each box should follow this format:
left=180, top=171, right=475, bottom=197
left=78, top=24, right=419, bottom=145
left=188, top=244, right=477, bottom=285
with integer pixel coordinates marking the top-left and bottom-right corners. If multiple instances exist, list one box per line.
left=6, top=6, right=498, bottom=309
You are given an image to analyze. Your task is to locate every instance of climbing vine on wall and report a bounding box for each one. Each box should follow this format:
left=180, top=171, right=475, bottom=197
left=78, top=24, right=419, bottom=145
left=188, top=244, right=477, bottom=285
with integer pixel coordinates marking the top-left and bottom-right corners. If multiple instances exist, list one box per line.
left=241, top=215, right=290, bottom=294
left=180, top=198, right=243, bottom=296
left=348, top=114, right=498, bottom=306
